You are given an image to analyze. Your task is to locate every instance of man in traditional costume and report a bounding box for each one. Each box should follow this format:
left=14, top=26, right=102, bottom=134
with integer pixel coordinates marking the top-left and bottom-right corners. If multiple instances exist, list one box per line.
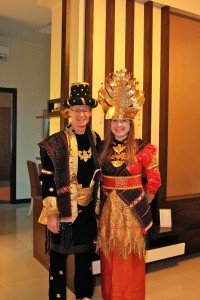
left=38, top=82, right=101, bottom=300
left=96, top=69, right=161, bottom=300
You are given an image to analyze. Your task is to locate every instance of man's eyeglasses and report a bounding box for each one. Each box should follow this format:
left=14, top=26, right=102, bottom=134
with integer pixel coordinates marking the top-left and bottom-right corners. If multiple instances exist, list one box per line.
left=70, top=108, right=90, bottom=114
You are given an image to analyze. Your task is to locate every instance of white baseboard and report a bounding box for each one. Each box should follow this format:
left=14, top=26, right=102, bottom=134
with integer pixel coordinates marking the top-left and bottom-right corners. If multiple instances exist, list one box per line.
left=145, top=242, right=185, bottom=263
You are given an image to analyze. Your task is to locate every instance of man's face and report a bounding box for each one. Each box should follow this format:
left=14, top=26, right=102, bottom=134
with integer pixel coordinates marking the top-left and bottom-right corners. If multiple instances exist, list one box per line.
left=68, top=105, right=92, bottom=133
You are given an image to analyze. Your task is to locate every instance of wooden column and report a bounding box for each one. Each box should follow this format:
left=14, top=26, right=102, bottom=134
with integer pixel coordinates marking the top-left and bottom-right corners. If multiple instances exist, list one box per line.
left=143, top=1, right=153, bottom=143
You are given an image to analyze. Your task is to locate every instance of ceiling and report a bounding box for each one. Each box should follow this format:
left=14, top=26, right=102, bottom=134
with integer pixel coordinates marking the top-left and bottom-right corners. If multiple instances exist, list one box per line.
left=1, top=0, right=199, bottom=44
left=0, top=0, right=52, bottom=43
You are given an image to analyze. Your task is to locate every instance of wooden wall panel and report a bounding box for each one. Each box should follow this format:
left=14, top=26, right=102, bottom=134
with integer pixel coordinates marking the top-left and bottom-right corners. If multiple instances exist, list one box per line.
left=157, top=8, right=200, bottom=254
left=167, top=14, right=200, bottom=198
left=105, top=0, right=115, bottom=76
left=84, top=0, right=94, bottom=88
left=158, top=5, right=170, bottom=202
left=60, top=0, right=71, bottom=129
left=143, top=1, right=153, bottom=143
left=125, top=0, right=135, bottom=73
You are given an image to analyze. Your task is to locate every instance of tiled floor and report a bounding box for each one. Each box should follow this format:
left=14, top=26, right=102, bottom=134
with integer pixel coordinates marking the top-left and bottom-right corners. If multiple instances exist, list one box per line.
left=0, top=203, right=200, bottom=299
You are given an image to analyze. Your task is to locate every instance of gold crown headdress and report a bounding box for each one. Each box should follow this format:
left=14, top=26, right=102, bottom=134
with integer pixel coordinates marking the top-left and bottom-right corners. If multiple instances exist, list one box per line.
left=98, top=68, right=145, bottom=119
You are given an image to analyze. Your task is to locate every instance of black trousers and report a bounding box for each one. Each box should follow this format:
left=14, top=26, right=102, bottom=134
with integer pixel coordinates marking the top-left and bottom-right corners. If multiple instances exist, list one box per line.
left=49, top=250, right=94, bottom=300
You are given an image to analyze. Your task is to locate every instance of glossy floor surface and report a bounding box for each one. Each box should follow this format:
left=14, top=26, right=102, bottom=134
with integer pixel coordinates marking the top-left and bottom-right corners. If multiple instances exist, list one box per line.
left=1, top=203, right=200, bottom=299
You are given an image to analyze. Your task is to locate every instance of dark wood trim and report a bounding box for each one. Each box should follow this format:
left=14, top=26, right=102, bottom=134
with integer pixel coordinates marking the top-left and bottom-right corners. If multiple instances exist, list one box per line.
left=125, top=0, right=135, bottom=73
left=0, top=87, right=17, bottom=204
left=104, top=0, right=115, bottom=136
left=105, top=0, right=115, bottom=76
left=158, top=6, right=170, bottom=203
left=60, top=0, right=71, bottom=129
left=143, top=1, right=153, bottom=143
left=84, top=0, right=94, bottom=90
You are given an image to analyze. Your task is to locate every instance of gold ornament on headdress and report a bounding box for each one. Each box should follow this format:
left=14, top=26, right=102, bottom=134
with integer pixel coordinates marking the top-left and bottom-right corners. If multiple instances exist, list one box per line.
left=98, top=68, right=145, bottom=119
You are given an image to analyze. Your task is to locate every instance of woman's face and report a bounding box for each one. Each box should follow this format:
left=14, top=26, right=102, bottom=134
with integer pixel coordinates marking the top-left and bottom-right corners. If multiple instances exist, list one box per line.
left=110, top=119, right=131, bottom=141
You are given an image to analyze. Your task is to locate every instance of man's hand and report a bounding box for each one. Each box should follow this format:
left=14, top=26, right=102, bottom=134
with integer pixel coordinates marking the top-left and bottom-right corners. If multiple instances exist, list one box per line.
left=47, top=214, right=60, bottom=234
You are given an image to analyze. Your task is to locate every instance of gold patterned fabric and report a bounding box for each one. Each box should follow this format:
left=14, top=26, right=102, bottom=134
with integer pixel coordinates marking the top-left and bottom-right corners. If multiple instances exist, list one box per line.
left=38, top=196, right=59, bottom=225
left=96, top=190, right=145, bottom=260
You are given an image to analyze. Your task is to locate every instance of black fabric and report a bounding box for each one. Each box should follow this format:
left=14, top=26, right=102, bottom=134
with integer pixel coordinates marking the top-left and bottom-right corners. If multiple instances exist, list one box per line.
left=63, top=82, right=98, bottom=108
left=39, top=131, right=72, bottom=219
left=50, top=222, right=72, bottom=251
left=40, top=126, right=100, bottom=299
left=75, top=132, right=95, bottom=187
left=40, top=126, right=101, bottom=254
left=74, top=251, right=94, bottom=298
left=49, top=251, right=94, bottom=299
left=49, top=251, right=67, bottom=300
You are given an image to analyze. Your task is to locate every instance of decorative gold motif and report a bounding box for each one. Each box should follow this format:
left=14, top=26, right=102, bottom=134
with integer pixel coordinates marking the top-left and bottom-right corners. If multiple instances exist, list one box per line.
left=113, top=144, right=126, bottom=154
left=56, top=294, right=61, bottom=298
left=98, top=68, right=145, bottom=119
left=50, top=276, right=53, bottom=280
left=111, top=143, right=126, bottom=167
left=49, top=187, right=54, bottom=192
left=78, top=147, right=92, bottom=162
left=59, top=270, right=63, bottom=275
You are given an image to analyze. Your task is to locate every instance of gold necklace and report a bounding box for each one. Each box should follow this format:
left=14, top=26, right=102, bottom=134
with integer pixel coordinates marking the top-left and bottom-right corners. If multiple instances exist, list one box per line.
left=111, top=141, right=126, bottom=167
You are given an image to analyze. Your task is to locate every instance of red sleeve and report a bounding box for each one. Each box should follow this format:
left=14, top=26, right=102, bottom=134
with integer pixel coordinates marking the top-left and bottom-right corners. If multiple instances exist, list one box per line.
left=137, top=144, right=161, bottom=196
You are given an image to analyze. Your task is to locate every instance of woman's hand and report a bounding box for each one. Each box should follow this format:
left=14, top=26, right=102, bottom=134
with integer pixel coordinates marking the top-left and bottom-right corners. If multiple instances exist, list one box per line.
left=47, top=214, right=60, bottom=234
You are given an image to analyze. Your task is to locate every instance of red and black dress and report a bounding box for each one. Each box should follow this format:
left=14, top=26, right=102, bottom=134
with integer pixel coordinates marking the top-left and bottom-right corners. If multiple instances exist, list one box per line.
left=96, top=138, right=161, bottom=300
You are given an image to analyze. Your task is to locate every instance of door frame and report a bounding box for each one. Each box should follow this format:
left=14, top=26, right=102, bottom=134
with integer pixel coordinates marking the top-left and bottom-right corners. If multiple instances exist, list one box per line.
left=0, top=87, right=17, bottom=204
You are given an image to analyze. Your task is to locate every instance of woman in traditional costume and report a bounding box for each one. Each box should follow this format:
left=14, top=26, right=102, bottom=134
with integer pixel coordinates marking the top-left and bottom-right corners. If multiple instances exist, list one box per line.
left=96, top=69, right=161, bottom=300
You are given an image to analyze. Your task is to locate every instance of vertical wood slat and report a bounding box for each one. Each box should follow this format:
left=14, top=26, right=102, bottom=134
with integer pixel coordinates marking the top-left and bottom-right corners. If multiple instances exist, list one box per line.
left=104, top=0, right=115, bottom=136
left=105, top=0, right=115, bottom=76
left=143, top=1, right=153, bottom=143
left=84, top=0, right=94, bottom=90
left=84, top=0, right=94, bottom=127
left=158, top=6, right=170, bottom=202
left=60, top=0, right=71, bottom=129
left=125, top=0, right=135, bottom=74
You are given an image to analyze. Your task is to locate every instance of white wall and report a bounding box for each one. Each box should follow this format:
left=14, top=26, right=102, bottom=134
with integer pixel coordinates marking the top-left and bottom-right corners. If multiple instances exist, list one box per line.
left=0, top=36, right=50, bottom=200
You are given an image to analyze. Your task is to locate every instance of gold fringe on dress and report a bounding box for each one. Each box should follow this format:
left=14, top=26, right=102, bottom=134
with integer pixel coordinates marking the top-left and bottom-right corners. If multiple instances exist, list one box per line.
left=96, top=190, right=146, bottom=260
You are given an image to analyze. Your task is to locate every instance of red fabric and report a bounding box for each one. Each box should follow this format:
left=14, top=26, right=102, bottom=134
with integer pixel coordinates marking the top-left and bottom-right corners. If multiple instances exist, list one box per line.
left=127, top=144, right=161, bottom=196
left=102, top=174, right=142, bottom=189
left=100, top=250, right=145, bottom=300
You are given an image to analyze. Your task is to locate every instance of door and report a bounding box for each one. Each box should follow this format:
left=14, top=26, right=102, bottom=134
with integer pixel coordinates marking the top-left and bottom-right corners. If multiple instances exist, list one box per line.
left=0, top=88, right=17, bottom=203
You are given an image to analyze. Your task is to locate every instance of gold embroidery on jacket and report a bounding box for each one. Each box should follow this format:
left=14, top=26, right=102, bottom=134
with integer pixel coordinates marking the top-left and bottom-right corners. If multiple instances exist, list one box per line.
left=78, top=147, right=92, bottom=162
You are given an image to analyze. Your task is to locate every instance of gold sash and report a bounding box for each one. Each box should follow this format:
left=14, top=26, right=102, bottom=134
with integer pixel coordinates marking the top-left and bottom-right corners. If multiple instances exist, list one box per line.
left=77, top=187, right=94, bottom=206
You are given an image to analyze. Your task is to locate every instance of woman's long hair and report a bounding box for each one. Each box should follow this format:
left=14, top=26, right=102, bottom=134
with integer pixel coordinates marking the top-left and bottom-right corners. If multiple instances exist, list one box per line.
left=100, top=119, right=138, bottom=167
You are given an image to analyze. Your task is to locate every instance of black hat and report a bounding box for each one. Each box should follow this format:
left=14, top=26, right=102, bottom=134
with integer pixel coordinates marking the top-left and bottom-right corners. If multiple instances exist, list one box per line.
left=63, top=82, right=98, bottom=108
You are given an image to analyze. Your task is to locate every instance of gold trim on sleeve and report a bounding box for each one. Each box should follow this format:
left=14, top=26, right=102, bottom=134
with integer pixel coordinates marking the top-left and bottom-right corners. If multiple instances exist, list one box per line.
left=41, top=169, right=54, bottom=175
left=38, top=196, right=59, bottom=225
